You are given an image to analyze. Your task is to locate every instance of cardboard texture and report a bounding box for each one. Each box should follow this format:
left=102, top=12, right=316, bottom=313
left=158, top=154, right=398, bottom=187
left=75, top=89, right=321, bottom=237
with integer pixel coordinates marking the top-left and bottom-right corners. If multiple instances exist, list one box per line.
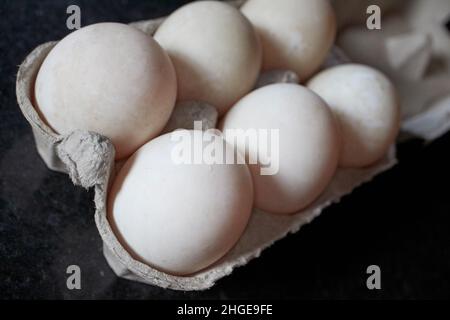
left=16, top=1, right=450, bottom=291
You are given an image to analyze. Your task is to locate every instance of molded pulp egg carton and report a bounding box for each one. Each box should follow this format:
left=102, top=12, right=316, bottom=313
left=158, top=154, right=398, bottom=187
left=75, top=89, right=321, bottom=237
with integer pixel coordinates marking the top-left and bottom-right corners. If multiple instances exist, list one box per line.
left=16, top=0, right=450, bottom=291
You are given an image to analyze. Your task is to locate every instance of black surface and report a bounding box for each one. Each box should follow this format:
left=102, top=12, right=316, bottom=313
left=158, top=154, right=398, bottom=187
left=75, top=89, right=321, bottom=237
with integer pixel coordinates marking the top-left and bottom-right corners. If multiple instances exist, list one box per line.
left=1, top=0, right=449, bottom=300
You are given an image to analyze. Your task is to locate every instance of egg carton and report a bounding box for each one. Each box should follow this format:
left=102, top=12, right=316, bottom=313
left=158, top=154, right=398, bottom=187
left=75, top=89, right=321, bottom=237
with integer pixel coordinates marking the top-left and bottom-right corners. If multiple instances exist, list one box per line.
left=16, top=3, right=449, bottom=291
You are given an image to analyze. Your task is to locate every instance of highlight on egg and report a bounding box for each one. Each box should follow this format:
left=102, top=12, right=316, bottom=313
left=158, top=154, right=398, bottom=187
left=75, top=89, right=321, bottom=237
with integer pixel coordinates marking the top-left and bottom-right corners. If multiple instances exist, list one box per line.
left=308, top=64, right=400, bottom=168
left=221, top=83, right=341, bottom=215
left=107, top=131, right=254, bottom=276
left=241, top=0, right=336, bottom=81
left=154, top=0, right=262, bottom=115
left=34, top=22, right=177, bottom=160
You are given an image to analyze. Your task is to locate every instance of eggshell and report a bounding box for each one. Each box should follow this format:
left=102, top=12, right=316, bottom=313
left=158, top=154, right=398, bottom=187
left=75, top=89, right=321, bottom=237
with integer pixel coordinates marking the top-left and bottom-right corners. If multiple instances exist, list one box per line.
left=241, top=0, right=336, bottom=81
left=107, top=131, right=254, bottom=276
left=35, top=22, right=177, bottom=160
left=221, top=84, right=340, bottom=215
left=154, top=1, right=262, bottom=115
left=308, top=64, right=400, bottom=168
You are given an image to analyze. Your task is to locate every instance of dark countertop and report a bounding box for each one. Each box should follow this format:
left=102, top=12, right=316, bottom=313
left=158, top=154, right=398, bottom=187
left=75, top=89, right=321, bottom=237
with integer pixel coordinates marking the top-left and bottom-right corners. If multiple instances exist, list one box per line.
left=1, top=0, right=449, bottom=300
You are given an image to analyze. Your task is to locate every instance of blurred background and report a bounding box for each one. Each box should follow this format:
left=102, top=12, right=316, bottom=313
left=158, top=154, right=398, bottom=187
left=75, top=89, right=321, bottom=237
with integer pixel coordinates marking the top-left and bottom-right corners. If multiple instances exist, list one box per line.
left=0, top=0, right=449, bottom=299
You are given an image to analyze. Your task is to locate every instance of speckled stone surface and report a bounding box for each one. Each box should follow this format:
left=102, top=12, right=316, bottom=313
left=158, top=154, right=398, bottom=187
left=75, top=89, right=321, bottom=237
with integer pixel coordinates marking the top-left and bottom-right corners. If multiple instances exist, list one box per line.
left=1, top=0, right=450, bottom=300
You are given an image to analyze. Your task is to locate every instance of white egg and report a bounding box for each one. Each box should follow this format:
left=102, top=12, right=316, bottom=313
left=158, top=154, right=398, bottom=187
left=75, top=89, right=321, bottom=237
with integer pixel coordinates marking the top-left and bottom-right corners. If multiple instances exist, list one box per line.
left=35, top=23, right=177, bottom=160
left=241, top=0, right=336, bottom=81
left=154, top=1, right=262, bottom=115
left=221, top=84, right=340, bottom=215
left=107, top=131, right=254, bottom=276
left=308, top=64, right=400, bottom=168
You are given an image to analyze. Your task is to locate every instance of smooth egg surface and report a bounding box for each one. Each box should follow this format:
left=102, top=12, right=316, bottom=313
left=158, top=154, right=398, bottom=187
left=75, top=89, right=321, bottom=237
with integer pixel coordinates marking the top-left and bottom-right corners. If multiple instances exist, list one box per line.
left=154, top=1, right=262, bottom=115
left=308, top=64, right=400, bottom=168
left=108, top=131, right=254, bottom=276
left=221, top=84, right=340, bottom=215
left=241, top=0, right=336, bottom=81
left=35, top=22, right=177, bottom=159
